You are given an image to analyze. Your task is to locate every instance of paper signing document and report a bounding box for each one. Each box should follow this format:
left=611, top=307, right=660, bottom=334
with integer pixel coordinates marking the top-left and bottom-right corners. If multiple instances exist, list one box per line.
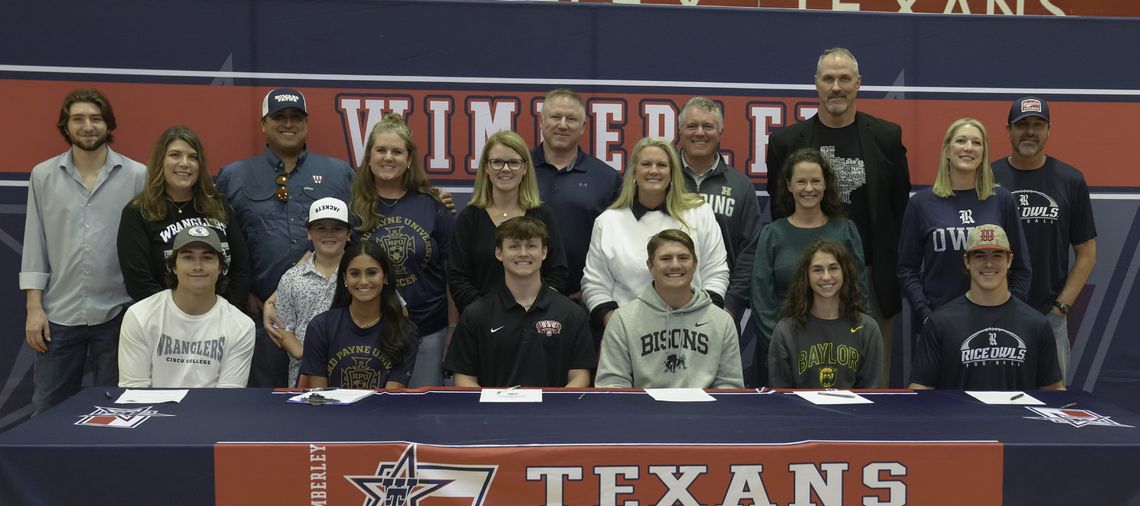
left=794, top=390, right=873, bottom=405
left=645, top=388, right=716, bottom=402
left=480, top=388, right=543, bottom=403
left=966, top=391, right=1045, bottom=405
left=115, top=389, right=189, bottom=404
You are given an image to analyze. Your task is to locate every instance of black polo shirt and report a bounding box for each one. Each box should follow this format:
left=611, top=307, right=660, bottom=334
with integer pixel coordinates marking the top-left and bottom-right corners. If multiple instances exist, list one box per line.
left=443, top=284, right=596, bottom=387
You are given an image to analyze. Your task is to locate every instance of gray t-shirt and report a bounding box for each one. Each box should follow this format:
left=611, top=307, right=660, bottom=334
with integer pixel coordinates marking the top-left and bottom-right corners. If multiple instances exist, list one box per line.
left=769, top=312, right=883, bottom=389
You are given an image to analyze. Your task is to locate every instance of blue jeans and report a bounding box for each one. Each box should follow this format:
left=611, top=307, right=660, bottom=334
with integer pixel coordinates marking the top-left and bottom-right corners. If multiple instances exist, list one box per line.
left=33, top=313, right=123, bottom=414
left=408, top=327, right=447, bottom=388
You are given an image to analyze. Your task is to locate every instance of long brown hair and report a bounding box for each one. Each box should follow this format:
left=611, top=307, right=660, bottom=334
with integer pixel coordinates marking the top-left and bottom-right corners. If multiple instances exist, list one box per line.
left=780, top=239, right=866, bottom=328
left=132, top=126, right=226, bottom=222
left=350, top=113, right=442, bottom=232
left=330, top=241, right=413, bottom=366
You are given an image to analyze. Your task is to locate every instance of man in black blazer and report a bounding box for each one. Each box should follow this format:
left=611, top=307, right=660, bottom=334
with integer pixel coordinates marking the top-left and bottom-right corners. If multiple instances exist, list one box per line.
left=765, top=47, right=911, bottom=384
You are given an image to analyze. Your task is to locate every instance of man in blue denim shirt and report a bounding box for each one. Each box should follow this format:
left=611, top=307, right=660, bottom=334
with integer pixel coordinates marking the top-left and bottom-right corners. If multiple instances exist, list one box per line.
left=216, top=88, right=354, bottom=387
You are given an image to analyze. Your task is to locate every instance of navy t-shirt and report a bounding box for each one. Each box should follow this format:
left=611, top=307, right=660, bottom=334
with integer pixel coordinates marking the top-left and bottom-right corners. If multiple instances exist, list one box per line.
left=357, top=191, right=455, bottom=334
left=910, top=295, right=1061, bottom=390
left=300, top=306, right=418, bottom=388
left=992, top=156, right=1097, bottom=313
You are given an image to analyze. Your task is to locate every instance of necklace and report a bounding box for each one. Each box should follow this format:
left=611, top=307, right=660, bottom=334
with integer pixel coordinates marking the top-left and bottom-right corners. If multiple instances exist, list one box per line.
left=351, top=311, right=381, bottom=329
left=378, top=197, right=399, bottom=208
left=171, top=200, right=192, bottom=215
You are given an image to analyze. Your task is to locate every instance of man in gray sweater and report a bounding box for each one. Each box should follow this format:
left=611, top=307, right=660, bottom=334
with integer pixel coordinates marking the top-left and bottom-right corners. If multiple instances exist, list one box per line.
left=596, top=229, right=744, bottom=388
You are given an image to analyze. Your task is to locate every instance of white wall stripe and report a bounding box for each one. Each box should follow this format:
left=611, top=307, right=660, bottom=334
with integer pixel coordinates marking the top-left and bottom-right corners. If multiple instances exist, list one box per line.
left=3, top=64, right=1140, bottom=97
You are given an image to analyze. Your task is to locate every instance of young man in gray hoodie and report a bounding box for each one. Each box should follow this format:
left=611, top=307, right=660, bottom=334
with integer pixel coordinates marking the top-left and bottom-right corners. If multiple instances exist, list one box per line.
left=596, top=229, right=744, bottom=388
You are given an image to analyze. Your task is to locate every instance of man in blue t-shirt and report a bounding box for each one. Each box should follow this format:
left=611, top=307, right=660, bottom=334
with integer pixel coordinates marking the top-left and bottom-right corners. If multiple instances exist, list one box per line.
left=991, top=96, right=1097, bottom=384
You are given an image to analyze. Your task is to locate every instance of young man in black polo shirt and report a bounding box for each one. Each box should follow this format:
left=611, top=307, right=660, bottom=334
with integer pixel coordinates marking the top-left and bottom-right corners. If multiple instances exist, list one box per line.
left=444, top=217, right=594, bottom=387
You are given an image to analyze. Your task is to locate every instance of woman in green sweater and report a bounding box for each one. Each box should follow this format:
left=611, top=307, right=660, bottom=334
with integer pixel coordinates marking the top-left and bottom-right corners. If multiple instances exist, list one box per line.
left=750, top=148, right=868, bottom=386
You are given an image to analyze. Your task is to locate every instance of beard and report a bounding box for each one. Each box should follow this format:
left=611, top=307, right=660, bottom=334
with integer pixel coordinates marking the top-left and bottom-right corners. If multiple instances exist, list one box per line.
left=1015, top=139, right=1043, bottom=157
left=71, top=132, right=109, bottom=152
left=824, top=98, right=850, bottom=116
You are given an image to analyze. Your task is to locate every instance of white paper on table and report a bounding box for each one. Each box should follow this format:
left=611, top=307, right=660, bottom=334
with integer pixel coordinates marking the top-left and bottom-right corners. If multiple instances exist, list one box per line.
left=287, top=389, right=375, bottom=405
left=115, top=389, right=189, bottom=404
left=794, top=390, right=873, bottom=405
left=480, top=388, right=543, bottom=403
left=644, top=388, right=716, bottom=402
left=966, top=391, right=1045, bottom=405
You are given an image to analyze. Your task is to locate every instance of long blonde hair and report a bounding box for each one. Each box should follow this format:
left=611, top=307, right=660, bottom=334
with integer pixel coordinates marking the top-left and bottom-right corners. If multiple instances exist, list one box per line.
left=932, top=117, right=997, bottom=200
left=609, top=137, right=703, bottom=228
left=468, top=130, right=541, bottom=209
left=350, top=113, right=442, bottom=232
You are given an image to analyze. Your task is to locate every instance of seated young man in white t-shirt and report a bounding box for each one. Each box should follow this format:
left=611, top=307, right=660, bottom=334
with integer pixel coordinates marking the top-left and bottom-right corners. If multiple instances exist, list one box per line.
left=118, top=225, right=256, bottom=387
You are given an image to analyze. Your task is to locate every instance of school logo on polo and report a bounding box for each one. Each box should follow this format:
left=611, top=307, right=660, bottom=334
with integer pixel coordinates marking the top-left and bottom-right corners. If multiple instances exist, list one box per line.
left=1024, top=407, right=1133, bottom=428
left=535, top=320, right=562, bottom=336
left=1013, top=189, right=1060, bottom=223
left=76, top=405, right=174, bottom=429
left=345, top=444, right=497, bottom=506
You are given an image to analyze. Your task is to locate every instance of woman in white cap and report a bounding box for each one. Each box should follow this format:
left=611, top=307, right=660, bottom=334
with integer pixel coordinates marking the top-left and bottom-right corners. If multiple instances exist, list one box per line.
left=269, top=197, right=352, bottom=387
left=117, top=125, right=251, bottom=308
left=350, top=113, right=454, bottom=387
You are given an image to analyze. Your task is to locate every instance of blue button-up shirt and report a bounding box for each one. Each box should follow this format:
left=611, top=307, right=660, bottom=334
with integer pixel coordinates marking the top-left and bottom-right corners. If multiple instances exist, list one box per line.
left=216, top=147, right=355, bottom=300
left=20, top=148, right=147, bottom=325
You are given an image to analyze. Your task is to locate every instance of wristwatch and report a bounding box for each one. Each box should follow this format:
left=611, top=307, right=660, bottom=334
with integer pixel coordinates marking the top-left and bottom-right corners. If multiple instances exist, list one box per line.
left=1053, top=300, right=1071, bottom=314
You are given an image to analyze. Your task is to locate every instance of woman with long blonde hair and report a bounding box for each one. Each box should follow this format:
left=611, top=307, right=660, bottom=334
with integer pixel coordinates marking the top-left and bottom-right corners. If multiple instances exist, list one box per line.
left=448, top=130, right=567, bottom=313
left=897, top=118, right=1030, bottom=326
left=581, top=137, right=729, bottom=329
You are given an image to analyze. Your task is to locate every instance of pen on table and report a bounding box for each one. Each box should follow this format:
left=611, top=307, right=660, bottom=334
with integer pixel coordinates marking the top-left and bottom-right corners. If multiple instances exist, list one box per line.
left=819, top=391, right=855, bottom=398
left=1010, top=393, right=1024, bottom=401
left=1060, top=402, right=1077, bottom=409
left=498, top=385, right=522, bottom=396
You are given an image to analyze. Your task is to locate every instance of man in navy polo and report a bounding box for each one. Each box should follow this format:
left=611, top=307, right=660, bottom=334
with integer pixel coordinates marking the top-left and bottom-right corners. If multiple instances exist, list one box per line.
left=531, top=88, right=622, bottom=298
left=216, top=88, right=355, bottom=387
left=444, top=217, right=595, bottom=388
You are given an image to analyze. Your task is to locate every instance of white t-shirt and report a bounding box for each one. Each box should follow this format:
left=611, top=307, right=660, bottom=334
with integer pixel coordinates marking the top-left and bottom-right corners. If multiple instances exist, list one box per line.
left=118, top=290, right=255, bottom=388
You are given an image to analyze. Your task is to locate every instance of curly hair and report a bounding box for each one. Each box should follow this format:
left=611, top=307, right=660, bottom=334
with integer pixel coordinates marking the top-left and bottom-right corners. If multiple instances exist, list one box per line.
left=780, top=239, right=866, bottom=329
left=775, top=148, right=845, bottom=218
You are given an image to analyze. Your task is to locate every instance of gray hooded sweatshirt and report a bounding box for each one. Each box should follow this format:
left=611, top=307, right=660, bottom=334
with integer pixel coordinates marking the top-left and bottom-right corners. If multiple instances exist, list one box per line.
left=596, top=284, right=744, bottom=388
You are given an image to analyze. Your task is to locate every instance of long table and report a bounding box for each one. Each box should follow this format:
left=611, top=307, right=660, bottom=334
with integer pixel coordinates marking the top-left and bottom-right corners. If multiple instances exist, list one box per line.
left=1, top=387, right=1138, bottom=505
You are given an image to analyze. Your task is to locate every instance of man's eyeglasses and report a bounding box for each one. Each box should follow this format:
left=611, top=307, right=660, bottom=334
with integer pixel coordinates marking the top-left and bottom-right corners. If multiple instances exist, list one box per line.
left=488, top=159, right=525, bottom=171
left=275, top=174, right=289, bottom=201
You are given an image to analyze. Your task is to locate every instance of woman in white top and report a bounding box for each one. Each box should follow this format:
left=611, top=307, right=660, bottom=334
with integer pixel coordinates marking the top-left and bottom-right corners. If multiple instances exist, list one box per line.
left=582, top=137, right=729, bottom=329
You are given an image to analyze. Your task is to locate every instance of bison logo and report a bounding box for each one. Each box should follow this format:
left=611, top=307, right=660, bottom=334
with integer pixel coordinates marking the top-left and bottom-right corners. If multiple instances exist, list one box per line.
left=664, top=354, right=687, bottom=373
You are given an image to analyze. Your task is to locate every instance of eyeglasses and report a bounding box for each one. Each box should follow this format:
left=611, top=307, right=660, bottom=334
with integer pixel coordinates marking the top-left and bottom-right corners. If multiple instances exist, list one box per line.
left=275, top=174, right=289, bottom=201
left=488, top=159, right=525, bottom=171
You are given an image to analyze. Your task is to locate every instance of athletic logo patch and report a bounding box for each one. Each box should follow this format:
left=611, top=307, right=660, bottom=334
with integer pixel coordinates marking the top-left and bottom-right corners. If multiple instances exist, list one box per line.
left=75, top=405, right=174, bottom=429
left=535, top=320, right=562, bottom=336
left=1024, top=407, right=1134, bottom=428
left=345, top=444, right=497, bottom=506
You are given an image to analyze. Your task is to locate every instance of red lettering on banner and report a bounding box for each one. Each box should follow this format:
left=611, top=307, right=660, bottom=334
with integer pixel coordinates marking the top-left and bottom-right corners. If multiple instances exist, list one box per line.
left=214, top=442, right=998, bottom=505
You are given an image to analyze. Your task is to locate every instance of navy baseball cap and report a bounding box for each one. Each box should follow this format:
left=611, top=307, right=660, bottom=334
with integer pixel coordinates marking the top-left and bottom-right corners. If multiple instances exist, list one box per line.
left=262, top=88, right=308, bottom=117
left=1008, top=96, right=1050, bottom=124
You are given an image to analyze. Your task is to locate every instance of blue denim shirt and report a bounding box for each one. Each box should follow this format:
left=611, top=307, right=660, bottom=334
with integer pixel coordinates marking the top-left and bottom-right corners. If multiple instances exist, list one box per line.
left=216, top=147, right=354, bottom=300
